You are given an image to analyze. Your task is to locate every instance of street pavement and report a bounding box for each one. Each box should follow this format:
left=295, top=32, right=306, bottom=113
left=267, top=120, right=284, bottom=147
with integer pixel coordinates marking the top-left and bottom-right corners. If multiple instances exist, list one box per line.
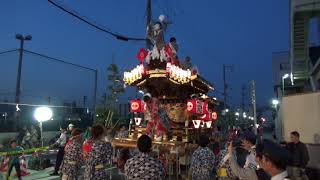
left=1, top=166, right=124, bottom=180
left=1, top=167, right=59, bottom=180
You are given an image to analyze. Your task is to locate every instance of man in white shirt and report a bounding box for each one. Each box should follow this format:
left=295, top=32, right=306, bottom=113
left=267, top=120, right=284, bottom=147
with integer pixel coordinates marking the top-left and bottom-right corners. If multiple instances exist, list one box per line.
left=241, top=132, right=258, bottom=169
left=257, top=140, right=291, bottom=180
left=50, top=127, right=67, bottom=176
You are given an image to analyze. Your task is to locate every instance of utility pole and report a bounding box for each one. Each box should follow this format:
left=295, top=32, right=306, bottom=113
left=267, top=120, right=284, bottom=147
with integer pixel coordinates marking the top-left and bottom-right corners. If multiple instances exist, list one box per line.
left=241, top=85, right=245, bottom=111
left=223, top=65, right=227, bottom=111
left=15, top=34, right=31, bottom=129
left=112, top=52, right=115, bottom=64
left=47, top=96, right=51, bottom=105
left=223, top=64, right=233, bottom=129
left=93, top=70, right=98, bottom=118
left=83, top=96, right=87, bottom=108
left=15, top=34, right=32, bottom=104
left=240, top=84, right=245, bottom=124
left=146, top=0, right=152, bottom=49
left=223, top=65, right=233, bottom=110
left=251, top=80, right=257, bottom=135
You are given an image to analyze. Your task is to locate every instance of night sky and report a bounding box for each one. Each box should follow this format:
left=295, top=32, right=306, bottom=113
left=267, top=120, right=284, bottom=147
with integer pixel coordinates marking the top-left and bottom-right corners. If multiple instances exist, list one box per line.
left=0, top=0, right=289, bottom=109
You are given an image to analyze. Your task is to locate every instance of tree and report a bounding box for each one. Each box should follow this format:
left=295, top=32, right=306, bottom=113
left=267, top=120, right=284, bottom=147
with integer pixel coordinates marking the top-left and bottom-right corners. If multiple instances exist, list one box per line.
left=106, top=63, right=124, bottom=106
left=95, top=63, right=125, bottom=126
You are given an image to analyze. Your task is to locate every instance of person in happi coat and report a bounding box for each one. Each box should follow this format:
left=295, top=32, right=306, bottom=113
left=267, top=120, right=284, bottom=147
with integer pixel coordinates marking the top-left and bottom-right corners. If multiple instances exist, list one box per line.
left=190, top=134, right=216, bottom=180
left=60, top=128, right=83, bottom=180
left=124, top=135, right=165, bottom=180
left=84, top=124, right=113, bottom=180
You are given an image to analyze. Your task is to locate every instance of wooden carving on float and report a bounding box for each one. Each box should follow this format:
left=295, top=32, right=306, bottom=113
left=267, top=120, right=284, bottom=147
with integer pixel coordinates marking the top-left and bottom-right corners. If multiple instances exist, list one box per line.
left=163, top=103, right=189, bottom=125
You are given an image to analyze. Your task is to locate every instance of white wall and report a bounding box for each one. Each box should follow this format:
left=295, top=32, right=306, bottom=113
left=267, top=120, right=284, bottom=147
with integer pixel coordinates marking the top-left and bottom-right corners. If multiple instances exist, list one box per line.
left=281, top=92, right=320, bottom=144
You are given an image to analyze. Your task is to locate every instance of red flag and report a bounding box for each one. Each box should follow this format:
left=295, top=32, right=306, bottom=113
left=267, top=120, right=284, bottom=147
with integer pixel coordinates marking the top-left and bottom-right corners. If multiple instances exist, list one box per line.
left=136, top=48, right=148, bottom=62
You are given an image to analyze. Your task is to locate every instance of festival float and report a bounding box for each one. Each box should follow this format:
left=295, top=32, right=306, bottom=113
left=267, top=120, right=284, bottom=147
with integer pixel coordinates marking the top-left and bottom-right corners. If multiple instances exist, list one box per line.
left=112, top=15, right=219, bottom=151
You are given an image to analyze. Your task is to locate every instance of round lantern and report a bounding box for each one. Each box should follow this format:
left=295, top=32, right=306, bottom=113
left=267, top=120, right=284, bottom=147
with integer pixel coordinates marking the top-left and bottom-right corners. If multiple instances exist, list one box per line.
left=212, top=112, right=218, bottom=120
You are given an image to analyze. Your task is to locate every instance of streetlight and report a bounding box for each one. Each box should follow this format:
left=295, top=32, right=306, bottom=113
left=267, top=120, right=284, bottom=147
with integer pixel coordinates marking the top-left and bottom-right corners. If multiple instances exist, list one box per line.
left=272, top=99, right=279, bottom=106
left=243, top=112, right=247, bottom=118
left=34, top=106, right=53, bottom=147
left=235, top=112, right=240, bottom=116
left=272, top=99, right=279, bottom=108
left=225, top=109, right=229, bottom=113
left=282, top=73, right=289, bottom=96
left=15, top=34, right=32, bottom=104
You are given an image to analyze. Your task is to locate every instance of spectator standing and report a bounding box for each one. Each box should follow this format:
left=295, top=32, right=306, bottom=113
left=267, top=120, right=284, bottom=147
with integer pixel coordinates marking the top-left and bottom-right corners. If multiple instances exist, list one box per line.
left=84, top=124, right=113, bottom=180
left=241, top=132, right=258, bottom=169
left=83, top=126, right=92, bottom=141
left=50, top=127, right=67, bottom=176
left=286, top=131, right=309, bottom=180
left=257, top=140, right=291, bottom=180
left=67, top=124, right=75, bottom=138
left=226, top=142, right=270, bottom=180
left=117, top=148, right=131, bottom=173
left=125, top=135, right=165, bottom=180
left=6, top=140, right=23, bottom=180
left=215, top=146, right=238, bottom=180
left=82, top=126, right=93, bottom=160
left=190, top=134, right=216, bottom=180
left=60, top=128, right=83, bottom=180
left=16, top=126, right=26, bottom=145
left=30, top=125, right=40, bottom=148
left=21, top=126, right=32, bottom=149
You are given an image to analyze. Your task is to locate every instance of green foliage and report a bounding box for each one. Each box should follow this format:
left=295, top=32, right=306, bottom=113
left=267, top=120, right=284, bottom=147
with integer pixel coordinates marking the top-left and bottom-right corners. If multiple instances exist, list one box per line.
left=105, top=63, right=124, bottom=109
left=95, top=63, right=125, bottom=126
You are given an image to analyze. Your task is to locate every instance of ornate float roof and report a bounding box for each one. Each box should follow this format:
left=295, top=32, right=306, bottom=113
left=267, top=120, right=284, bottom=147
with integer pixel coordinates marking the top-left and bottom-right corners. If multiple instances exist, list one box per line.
left=124, top=61, right=214, bottom=100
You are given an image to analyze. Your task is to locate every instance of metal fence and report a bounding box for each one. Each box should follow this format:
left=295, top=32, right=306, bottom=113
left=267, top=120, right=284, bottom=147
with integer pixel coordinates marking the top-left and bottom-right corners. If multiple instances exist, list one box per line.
left=0, top=49, right=97, bottom=131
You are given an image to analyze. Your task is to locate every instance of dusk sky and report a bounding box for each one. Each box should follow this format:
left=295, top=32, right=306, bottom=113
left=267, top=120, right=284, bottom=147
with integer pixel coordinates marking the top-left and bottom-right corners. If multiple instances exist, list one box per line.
left=0, top=0, right=289, bottom=109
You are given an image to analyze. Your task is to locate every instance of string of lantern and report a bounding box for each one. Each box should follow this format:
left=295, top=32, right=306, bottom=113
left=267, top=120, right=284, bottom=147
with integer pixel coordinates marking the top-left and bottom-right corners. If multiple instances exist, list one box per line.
left=123, top=62, right=195, bottom=85
left=128, top=98, right=218, bottom=129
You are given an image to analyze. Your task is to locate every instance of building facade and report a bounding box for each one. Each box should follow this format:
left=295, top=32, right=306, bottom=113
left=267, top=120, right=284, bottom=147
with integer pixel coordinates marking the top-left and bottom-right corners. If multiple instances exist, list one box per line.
left=290, top=0, right=320, bottom=92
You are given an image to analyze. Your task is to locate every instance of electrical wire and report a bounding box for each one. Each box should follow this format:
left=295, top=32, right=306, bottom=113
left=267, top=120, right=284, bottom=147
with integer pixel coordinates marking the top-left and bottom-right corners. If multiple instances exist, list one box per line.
left=24, top=50, right=97, bottom=72
left=0, top=102, right=86, bottom=109
left=0, top=49, right=19, bottom=55
left=48, top=0, right=146, bottom=42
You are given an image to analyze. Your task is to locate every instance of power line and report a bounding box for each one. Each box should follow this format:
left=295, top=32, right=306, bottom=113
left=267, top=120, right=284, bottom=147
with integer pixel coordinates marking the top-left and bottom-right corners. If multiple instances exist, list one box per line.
left=0, top=102, right=85, bottom=109
left=0, top=49, right=19, bottom=55
left=24, top=50, right=96, bottom=72
left=48, top=0, right=146, bottom=42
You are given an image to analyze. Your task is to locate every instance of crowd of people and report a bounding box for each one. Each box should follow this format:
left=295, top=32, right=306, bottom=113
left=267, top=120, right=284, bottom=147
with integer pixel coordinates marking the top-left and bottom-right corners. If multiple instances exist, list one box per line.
left=47, top=123, right=135, bottom=179
left=0, top=121, right=311, bottom=180
left=17, top=125, right=40, bottom=149
left=44, top=123, right=112, bottom=179
left=189, top=129, right=310, bottom=180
